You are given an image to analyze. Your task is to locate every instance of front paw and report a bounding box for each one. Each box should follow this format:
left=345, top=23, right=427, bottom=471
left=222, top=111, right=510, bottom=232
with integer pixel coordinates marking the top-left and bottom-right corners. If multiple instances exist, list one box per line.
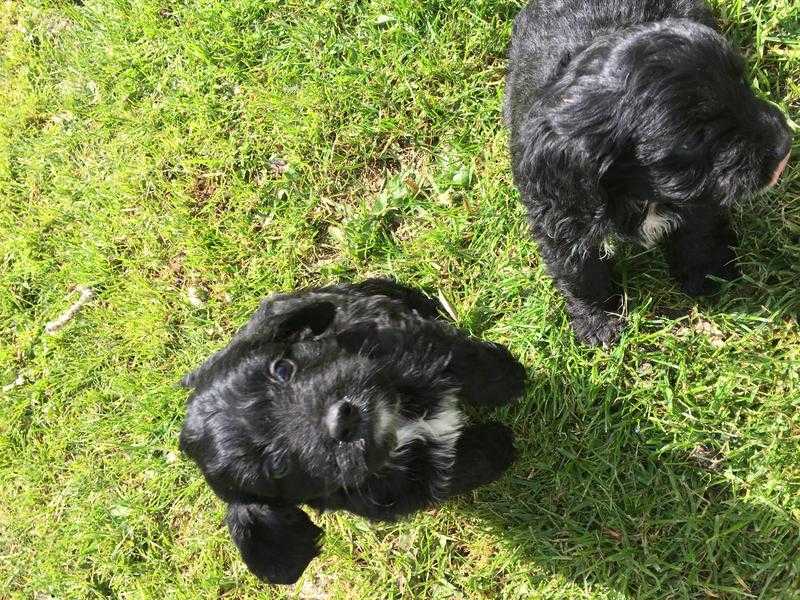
left=469, top=422, right=517, bottom=473
left=445, top=341, right=526, bottom=408
left=570, top=308, right=624, bottom=347
left=447, top=423, right=516, bottom=496
left=473, top=343, right=527, bottom=406
left=677, top=260, right=740, bottom=297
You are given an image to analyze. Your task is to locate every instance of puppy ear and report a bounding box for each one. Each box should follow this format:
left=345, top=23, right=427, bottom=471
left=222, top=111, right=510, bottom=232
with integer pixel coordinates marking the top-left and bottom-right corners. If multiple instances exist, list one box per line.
left=237, top=297, right=337, bottom=343
left=226, top=502, right=323, bottom=585
left=515, top=76, right=625, bottom=185
left=180, top=368, right=204, bottom=388
left=180, top=341, right=236, bottom=389
left=348, top=278, right=444, bottom=320
left=511, top=46, right=629, bottom=256
left=273, top=300, right=336, bottom=341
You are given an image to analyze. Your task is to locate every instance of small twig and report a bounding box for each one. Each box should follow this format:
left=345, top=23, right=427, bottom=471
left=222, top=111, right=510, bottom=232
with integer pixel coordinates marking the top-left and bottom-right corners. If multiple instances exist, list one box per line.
left=2, top=373, right=24, bottom=393
left=44, top=286, right=95, bottom=334
left=436, top=290, right=458, bottom=321
left=186, top=286, right=206, bottom=308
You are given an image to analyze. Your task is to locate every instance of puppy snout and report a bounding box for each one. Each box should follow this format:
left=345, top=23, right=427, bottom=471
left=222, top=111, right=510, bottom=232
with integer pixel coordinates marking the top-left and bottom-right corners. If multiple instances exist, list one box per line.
left=325, top=400, right=362, bottom=442
left=775, top=129, right=792, bottom=161
left=762, top=104, right=792, bottom=157
left=757, top=103, right=792, bottom=188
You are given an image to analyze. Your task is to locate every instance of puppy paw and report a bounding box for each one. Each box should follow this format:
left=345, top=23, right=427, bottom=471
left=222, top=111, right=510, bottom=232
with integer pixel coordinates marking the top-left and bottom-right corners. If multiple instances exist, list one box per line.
left=486, top=343, right=527, bottom=402
left=227, top=503, right=323, bottom=585
left=570, top=310, right=624, bottom=347
left=476, top=422, right=517, bottom=472
left=677, top=261, right=740, bottom=297
left=448, top=341, right=527, bottom=407
left=448, top=422, right=516, bottom=495
left=462, top=422, right=516, bottom=473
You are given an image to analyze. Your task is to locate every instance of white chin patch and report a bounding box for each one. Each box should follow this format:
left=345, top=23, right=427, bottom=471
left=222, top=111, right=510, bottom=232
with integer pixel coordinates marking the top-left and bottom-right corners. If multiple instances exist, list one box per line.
left=390, top=393, right=467, bottom=500
left=394, top=394, right=465, bottom=450
left=639, top=203, right=680, bottom=247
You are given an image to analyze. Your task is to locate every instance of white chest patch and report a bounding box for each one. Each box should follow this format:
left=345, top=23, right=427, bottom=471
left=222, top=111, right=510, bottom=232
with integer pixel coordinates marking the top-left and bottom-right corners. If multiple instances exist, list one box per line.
left=639, top=203, right=680, bottom=247
left=394, top=393, right=465, bottom=450
left=391, top=393, right=466, bottom=499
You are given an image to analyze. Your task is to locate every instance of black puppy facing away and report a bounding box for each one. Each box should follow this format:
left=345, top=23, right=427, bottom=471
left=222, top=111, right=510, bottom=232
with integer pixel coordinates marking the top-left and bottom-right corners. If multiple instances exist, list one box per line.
left=505, top=0, right=792, bottom=346
left=179, top=279, right=525, bottom=584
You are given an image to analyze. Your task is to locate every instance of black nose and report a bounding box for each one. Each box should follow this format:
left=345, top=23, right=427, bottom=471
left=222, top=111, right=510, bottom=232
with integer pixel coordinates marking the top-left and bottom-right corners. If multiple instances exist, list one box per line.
left=325, top=400, right=361, bottom=442
left=776, top=128, right=792, bottom=159
left=764, top=103, right=792, bottom=158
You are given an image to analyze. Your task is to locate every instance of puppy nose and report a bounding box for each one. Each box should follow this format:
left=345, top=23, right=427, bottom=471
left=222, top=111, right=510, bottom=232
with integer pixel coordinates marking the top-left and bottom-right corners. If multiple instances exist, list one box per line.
left=775, top=130, right=792, bottom=160
left=765, top=105, right=792, bottom=158
left=325, top=400, right=361, bottom=442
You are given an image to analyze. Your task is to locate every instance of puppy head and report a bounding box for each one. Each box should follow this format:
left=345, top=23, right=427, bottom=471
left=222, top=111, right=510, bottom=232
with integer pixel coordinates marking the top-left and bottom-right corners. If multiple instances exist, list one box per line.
left=535, top=19, right=791, bottom=207
left=179, top=300, right=402, bottom=505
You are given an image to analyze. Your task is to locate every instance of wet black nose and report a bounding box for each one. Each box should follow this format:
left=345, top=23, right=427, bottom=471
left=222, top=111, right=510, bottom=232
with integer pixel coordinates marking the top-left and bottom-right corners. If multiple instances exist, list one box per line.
left=325, top=400, right=361, bottom=442
left=764, top=103, right=792, bottom=158
left=776, top=128, right=792, bottom=159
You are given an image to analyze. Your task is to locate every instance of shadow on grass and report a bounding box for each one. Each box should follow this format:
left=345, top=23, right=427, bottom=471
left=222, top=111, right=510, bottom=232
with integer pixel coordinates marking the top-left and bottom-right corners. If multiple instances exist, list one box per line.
left=460, top=398, right=800, bottom=598
left=596, top=184, right=800, bottom=329
left=459, top=197, right=800, bottom=597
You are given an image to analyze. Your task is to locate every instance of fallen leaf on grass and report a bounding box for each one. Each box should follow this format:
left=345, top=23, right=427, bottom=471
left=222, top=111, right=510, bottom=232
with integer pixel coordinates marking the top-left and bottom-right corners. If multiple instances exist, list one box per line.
left=689, top=445, right=725, bottom=472
left=269, top=156, right=290, bottom=175
left=2, top=373, right=25, bottom=393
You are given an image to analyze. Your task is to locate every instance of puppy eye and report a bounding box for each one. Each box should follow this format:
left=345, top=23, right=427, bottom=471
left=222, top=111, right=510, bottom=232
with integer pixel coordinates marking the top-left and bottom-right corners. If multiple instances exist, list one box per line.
left=681, top=127, right=708, bottom=151
left=270, top=359, right=296, bottom=382
left=271, top=456, right=290, bottom=479
left=265, top=450, right=290, bottom=479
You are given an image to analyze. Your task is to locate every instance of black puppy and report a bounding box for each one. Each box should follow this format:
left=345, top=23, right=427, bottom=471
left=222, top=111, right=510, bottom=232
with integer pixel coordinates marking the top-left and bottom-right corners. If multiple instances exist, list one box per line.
left=179, top=279, right=525, bottom=584
left=505, top=0, right=792, bottom=346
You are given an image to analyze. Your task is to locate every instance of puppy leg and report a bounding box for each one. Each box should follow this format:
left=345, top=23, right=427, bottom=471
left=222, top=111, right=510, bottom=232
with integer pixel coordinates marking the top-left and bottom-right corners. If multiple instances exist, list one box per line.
left=446, top=339, right=526, bottom=407
left=537, top=236, right=624, bottom=346
left=226, top=503, right=323, bottom=584
left=446, top=422, right=516, bottom=496
left=665, top=209, right=739, bottom=296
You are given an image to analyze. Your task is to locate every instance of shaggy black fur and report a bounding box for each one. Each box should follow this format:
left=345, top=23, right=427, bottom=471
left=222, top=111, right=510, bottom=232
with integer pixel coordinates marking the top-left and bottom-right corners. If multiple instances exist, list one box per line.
left=179, top=279, right=525, bottom=584
left=505, top=0, right=792, bottom=346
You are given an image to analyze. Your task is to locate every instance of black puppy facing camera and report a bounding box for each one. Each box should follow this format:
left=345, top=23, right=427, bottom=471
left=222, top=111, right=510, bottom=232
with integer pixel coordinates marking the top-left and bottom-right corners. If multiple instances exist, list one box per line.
left=179, top=279, right=525, bottom=584
left=505, top=0, right=792, bottom=346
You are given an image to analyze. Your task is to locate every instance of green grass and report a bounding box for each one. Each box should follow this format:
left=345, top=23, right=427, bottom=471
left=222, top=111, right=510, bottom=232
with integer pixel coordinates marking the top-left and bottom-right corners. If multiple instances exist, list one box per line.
left=1, top=0, right=799, bottom=598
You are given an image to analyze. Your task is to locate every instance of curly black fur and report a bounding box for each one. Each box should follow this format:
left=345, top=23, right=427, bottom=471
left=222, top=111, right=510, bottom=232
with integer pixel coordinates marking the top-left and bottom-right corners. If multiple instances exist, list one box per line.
left=505, top=0, right=792, bottom=346
left=179, top=279, right=525, bottom=584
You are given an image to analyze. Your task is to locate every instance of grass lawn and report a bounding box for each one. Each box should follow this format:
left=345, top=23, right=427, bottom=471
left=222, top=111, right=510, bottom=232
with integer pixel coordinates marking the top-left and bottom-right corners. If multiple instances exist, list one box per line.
left=1, top=0, right=799, bottom=598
